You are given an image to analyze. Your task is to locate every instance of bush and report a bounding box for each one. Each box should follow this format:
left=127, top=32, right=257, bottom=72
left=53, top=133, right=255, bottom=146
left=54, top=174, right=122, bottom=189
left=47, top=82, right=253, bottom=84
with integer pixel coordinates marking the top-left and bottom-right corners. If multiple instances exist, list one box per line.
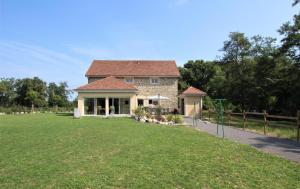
left=134, top=106, right=145, bottom=118
left=155, top=106, right=162, bottom=118
left=173, top=115, right=183, bottom=124
left=167, top=114, right=173, bottom=122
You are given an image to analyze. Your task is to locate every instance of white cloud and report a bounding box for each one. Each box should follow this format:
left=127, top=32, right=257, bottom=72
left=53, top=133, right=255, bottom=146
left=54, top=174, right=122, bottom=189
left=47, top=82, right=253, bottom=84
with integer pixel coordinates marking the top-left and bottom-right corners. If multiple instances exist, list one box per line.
left=0, top=40, right=86, bottom=87
left=70, top=47, right=113, bottom=59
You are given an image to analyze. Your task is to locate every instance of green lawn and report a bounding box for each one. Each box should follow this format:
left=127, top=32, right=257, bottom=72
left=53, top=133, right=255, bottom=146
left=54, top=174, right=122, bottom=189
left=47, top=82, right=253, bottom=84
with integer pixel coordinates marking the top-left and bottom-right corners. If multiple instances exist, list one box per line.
left=202, top=111, right=298, bottom=140
left=0, top=114, right=299, bottom=188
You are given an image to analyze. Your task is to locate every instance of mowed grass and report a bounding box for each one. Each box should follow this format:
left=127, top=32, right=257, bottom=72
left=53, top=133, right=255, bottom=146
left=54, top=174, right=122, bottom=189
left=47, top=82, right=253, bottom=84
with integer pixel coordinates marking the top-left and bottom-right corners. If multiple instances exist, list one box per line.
left=0, top=114, right=299, bottom=189
left=203, top=111, right=298, bottom=140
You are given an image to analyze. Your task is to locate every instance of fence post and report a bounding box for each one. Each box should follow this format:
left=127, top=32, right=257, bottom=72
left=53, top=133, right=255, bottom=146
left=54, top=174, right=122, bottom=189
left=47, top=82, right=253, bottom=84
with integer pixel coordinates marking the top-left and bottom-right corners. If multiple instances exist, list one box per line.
left=228, top=110, right=231, bottom=126
left=243, top=110, right=246, bottom=130
left=208, top=109, right=211, bottom=121
left=297, top=110, right=300, bottom=142
left=263, top=110, right=268, bottom=135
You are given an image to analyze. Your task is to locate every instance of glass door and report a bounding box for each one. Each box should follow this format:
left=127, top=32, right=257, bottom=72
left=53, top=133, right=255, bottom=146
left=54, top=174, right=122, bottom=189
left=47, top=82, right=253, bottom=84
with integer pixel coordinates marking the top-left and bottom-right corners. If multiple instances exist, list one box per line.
left=109, top=98, right=120, bottom=114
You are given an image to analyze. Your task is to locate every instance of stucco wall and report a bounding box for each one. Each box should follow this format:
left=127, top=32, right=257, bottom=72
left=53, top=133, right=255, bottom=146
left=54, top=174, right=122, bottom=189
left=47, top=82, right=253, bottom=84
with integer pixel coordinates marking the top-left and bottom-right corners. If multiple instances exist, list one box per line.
left=184, top=96, right=203, bottom=117
left=87, top=77, right=178, bottom=109
left=77, top=92, right=137, bottom=116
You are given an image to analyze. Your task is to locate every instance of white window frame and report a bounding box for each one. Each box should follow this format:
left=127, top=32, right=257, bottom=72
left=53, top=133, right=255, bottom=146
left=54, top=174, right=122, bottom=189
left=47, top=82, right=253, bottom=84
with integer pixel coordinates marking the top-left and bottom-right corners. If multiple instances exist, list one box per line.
left=150, top=77, right=159, bottom=84
left=124, top=77, right=134, bottom=83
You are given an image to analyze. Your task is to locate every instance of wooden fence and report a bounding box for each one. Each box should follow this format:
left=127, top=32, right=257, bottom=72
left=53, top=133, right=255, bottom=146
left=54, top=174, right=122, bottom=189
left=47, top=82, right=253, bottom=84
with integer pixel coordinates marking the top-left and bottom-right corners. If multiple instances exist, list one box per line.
left=205, top=110, right=300, bottom=142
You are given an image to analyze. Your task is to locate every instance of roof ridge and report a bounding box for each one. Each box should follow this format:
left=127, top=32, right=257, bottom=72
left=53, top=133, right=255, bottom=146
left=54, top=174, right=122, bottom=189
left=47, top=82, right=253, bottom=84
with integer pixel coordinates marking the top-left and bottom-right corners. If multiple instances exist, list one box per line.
left=92, top=60, right=176, bottom=62
left=75, top=76, right=137, bottom=91
left=85, top=60, right=180, bottom=77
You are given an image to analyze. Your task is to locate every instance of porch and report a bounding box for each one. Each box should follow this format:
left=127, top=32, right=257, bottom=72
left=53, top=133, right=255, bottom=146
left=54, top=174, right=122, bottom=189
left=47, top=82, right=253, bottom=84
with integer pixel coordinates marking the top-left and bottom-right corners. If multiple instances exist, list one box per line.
left=77, top=92, right=138, bottom=117
left=83, top=97, right=131, bottom=116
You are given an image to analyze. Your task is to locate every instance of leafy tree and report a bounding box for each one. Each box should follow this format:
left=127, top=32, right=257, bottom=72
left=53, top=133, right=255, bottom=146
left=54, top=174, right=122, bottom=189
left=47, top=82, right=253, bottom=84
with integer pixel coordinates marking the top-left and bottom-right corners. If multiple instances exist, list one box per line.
left=47, top=82, right=71, bottom=107
left=293, top=0, right=299, bottom=6
left=0, top=78, right=17, bottom=106
left=221, top=32, right=251, bottom=64
left=250, top=35, right=277, bottom=57
left=15, top=77, right=47, bottom=107
left=179, top=60, right=215, bottom=91
left=278, top=2, right=300, bottom=66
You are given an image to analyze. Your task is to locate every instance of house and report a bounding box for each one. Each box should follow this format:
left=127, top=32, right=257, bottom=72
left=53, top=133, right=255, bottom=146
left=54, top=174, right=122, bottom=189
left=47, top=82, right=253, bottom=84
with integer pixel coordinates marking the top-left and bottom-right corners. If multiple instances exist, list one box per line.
left=75, top=60, right=206, bottom=117
left=179, top=86, right=206, bottom=117
left=75, top=60, right=180, bottom=116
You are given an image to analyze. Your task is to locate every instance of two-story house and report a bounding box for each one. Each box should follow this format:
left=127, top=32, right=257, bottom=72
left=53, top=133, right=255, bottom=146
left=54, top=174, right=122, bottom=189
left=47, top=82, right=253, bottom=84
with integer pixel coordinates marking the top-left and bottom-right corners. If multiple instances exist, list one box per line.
left=75, top=60, right=180, bottom=116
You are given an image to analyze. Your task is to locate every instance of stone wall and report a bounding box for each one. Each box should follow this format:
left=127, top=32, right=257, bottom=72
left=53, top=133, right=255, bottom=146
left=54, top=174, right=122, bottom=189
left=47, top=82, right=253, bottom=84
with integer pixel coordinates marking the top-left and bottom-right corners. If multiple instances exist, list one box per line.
left=87, top=76, right=178, bottom=109
left=88, top=77, right=105, bottom=83
left=133, top=77, right=178, bottom=109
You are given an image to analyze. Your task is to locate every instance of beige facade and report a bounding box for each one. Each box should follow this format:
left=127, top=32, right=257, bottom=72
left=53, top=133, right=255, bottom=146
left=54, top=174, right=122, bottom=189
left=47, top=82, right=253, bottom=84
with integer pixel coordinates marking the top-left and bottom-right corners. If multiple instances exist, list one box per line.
left=77, top=91, right=137, bottom=116
left=180, top=96, right=203, bottom=117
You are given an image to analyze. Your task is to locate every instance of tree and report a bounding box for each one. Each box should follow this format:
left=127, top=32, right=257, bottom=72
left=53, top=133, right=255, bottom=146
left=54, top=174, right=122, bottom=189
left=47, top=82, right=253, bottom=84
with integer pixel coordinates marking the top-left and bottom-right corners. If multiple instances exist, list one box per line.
left=0, top=78, right=17, bottom=106
left=250, top=35, right=277, bottom=57
left=15, top=77, right=47, bottom=107
left=278, top=3, right=300, bottom=66
left=47, top=82, right=71, bottom=107
left=179, top=60, right=216, bottom=91
left=293, top=0, right=299, bottom=6
left=221, top=32, right=251, bottom=64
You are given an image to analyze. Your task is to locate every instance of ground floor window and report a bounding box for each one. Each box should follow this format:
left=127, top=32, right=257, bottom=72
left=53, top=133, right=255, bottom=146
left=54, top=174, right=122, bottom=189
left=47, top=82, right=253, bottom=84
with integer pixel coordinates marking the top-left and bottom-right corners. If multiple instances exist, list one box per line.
left=149, top=99, right=158, bottom=106
left=84, top=97, right=130, bottom=115
left=84, top=98, right=94, bottom=115
left=138, top=99, right=144, bottom=106
left=109, top=98, right=130, bottom=114
left=120, top=98, right=130, bottom=114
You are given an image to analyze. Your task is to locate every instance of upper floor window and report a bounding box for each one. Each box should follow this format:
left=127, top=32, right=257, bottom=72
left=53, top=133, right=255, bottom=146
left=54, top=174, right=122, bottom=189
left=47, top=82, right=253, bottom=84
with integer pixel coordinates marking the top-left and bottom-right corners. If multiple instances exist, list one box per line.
left=124, top=77, right=134, bottom=83
left=150, top=77, right=159, bottom=84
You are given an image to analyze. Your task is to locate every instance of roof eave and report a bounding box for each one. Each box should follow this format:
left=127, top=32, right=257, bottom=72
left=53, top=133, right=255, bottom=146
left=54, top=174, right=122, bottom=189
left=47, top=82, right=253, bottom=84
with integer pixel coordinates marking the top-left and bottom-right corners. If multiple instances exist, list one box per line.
left=85, top=74, right=180, bottom=78
left=74, top=89, right=138, bottom=93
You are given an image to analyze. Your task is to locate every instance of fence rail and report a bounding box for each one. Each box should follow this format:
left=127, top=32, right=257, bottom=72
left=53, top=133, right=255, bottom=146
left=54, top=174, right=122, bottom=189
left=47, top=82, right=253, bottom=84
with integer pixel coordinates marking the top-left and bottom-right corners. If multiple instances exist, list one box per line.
left=204, top=109, right=300, bottom=142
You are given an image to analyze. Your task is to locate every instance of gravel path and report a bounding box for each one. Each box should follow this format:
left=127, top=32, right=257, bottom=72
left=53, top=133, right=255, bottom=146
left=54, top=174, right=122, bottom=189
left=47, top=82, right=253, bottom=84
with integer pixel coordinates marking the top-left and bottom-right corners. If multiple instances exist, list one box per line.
left=184, top=117, right=300, bottom=162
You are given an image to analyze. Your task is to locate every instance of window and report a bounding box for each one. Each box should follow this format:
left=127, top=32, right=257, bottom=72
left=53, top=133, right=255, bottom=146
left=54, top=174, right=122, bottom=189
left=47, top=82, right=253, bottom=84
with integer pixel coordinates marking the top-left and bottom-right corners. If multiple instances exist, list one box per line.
left=149, top=100, right=153, bottom=104
left=124, top=77, right=134, bottom=83
left=138, top=99, right=144, bottom=106
left=150, top=77, right=159, bottom=84
left=84, top=98, right=94, bottom=115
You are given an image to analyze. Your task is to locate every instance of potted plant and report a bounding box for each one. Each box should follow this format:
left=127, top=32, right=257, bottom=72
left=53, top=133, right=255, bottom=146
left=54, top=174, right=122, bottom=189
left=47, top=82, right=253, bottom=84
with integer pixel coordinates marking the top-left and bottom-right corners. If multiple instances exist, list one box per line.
left=109, top=106, right=115, bottom=115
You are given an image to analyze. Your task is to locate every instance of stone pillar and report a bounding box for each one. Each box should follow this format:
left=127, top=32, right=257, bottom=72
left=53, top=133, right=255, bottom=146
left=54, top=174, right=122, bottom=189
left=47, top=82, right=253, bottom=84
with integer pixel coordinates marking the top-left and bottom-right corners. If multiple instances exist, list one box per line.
left=105, top=97, right=109, bottom=116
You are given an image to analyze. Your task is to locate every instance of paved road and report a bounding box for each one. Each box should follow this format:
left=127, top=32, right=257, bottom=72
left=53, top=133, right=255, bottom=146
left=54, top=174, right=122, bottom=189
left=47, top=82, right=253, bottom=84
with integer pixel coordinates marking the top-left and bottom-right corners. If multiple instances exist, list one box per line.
left=184, top=117, right=300, bottom=162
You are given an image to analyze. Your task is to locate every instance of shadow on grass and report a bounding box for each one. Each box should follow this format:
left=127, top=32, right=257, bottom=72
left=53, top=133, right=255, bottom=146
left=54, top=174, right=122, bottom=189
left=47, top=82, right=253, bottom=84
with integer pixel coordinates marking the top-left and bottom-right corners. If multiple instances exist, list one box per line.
left=55, top=112, right=73, bottom=116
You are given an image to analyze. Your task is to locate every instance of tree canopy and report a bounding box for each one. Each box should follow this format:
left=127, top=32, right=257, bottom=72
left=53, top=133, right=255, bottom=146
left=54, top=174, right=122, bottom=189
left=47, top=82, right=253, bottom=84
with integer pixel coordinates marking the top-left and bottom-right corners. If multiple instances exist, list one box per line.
left=179, top=1, right=300, bottom=115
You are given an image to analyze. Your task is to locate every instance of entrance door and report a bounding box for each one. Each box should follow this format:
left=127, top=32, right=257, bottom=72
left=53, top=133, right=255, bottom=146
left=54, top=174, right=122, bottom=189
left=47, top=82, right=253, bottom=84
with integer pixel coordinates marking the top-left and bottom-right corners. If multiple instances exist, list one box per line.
left=181, top=98, right=185, bottom=115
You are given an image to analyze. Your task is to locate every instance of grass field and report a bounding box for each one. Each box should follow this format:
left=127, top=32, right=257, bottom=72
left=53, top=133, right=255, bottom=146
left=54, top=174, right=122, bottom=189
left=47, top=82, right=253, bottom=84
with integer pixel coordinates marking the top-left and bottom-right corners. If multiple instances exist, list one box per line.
left=202, top=111, right=298, bottom=140
left=0, top=114, right=299, bottom=188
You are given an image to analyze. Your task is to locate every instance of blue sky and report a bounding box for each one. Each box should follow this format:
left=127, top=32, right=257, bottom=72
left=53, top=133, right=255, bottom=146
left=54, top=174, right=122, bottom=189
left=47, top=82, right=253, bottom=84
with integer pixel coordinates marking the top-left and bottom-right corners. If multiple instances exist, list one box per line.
left=0, top=0, right=298, bottom=91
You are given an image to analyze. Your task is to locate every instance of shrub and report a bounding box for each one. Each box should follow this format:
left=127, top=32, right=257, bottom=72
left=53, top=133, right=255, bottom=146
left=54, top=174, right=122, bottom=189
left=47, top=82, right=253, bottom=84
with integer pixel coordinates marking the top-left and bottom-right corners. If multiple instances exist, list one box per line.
left=167, top=114, right=173, bottom=122
left=155, top=106, right=162, bottom=118
left=145, top=112, right=151, bottom=119
left=134, top=106, right=145, bottom=118
left=173, top=115, right=183, bottom=124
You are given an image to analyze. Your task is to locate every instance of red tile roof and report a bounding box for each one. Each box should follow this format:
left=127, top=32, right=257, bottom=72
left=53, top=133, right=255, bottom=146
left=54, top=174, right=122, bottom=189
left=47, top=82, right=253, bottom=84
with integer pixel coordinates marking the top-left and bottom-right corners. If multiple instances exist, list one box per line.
left=85, top=60, right=180, bottom=77
left=75, top=76, right=137, bottom=91
left=181, top=86, right=206, bottom=96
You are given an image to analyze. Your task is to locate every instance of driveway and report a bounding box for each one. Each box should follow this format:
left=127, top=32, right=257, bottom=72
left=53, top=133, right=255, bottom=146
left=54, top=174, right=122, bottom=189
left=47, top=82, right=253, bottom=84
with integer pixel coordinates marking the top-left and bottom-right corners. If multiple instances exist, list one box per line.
left=184, top=117, right=300, bottom=162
